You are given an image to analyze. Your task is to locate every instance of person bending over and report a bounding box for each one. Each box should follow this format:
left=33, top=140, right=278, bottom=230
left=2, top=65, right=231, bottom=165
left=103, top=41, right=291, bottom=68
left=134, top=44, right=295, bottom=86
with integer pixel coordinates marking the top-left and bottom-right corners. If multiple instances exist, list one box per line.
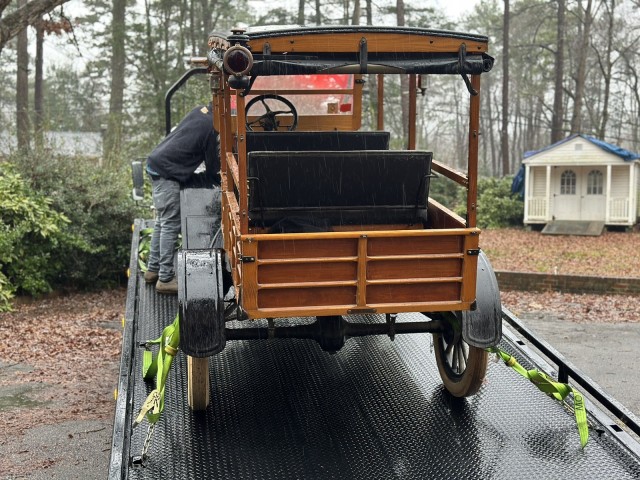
left=144, top=104, right=220, bottom=294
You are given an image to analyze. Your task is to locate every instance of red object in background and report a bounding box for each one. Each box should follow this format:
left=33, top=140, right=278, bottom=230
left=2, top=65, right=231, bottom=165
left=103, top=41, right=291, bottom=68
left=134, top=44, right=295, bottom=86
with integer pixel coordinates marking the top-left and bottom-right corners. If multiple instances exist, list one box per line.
left=231, top=74, right=354, bottom=116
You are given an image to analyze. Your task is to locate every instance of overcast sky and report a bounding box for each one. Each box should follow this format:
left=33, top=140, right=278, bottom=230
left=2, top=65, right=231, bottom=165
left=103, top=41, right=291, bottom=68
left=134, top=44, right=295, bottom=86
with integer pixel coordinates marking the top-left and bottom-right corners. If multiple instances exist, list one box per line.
left=438, top=0, right=479, bottom=20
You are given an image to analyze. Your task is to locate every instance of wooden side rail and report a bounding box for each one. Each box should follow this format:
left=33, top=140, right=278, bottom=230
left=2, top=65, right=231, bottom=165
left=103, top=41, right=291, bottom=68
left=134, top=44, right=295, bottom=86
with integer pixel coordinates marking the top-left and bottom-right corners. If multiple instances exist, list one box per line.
left=432, top=160, right=468, bottom=188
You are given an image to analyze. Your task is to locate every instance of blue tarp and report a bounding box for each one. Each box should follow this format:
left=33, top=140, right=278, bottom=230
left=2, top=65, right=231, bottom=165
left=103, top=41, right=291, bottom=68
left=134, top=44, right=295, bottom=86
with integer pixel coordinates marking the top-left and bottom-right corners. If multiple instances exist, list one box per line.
left=511, top=164, right=525, bottom=199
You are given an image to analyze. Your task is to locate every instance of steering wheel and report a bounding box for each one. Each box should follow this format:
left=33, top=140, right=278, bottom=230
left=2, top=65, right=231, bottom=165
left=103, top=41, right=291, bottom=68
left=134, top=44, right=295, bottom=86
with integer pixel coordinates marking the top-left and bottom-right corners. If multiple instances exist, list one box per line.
left=245, top=94, right=298, bottom=131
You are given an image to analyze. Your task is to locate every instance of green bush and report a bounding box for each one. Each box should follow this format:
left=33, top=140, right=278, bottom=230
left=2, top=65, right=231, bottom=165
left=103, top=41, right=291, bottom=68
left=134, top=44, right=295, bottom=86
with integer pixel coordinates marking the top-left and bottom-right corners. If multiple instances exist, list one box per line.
left=452, top=176, right=523, bottom=228
left=0, top=163, right=72, bottom=309
left=0, top=152, right=146, bottom=311
left=475, top=176, right=523, bottom=228
left=11, top=153, right=146, bottom=291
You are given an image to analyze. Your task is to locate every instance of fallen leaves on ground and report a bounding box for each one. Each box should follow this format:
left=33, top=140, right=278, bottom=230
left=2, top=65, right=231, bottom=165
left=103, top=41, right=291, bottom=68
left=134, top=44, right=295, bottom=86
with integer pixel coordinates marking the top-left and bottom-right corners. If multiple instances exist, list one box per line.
left=483, top=228, right=640, bottom=324
left=0, top=289, right=125, bottom=440
left=501, top=290, right=640, bottom=324
left=481, top=228, right=640, bottom=278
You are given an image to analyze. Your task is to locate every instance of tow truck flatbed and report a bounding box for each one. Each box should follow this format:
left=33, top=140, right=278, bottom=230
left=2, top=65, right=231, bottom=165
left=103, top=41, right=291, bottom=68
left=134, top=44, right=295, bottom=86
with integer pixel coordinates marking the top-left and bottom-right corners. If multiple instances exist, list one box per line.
left=109, top=220, right=640, bottom=479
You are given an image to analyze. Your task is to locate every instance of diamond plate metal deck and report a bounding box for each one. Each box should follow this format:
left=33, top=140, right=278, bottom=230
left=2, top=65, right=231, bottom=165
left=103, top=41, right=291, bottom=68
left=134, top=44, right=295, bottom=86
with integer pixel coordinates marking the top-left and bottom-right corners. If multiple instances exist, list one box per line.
left=110, top=226, right=640, bottom=479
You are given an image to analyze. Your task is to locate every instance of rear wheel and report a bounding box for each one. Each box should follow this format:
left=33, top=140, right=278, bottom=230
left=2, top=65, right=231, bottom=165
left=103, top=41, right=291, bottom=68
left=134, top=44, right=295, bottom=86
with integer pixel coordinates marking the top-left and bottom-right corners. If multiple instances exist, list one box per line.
left=187, top=355, right=210, bottom=410
left=433, top=327, right=487, bottom=398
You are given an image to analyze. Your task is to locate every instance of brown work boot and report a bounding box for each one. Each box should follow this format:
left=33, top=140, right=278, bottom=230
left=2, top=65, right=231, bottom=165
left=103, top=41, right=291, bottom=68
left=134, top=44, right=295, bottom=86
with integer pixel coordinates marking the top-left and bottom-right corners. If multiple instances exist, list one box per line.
left=144, top=270, right=159, bottom=284
left=156, top=277, right=178, bottom=295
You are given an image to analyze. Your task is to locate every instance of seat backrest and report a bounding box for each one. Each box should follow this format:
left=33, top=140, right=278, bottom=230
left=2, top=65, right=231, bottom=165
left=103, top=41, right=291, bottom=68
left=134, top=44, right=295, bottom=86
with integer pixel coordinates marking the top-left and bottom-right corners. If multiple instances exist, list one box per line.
left=247, top=150, right=432, bottom=228
left=246, top=131, right=390, bottom=152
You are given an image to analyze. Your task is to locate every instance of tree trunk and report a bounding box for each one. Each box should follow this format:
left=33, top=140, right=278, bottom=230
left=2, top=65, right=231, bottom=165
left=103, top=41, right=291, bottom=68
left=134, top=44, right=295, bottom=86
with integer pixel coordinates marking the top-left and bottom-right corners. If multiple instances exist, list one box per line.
left=351, top=0, right=360, bottom=25
left=297, top=0, right=305, bottom=24
left=484, top=75, right=497, bottom=176
left=104, top=0, right=127, bottom=167
left=570, top=0, right=593, bottom=135
left=34, top=18, right=44, bottom=150
left=500, top=0, right=510, bottom=175
left=16, top=0, right=29, bottom=151
left=551, top=0, right=565, bottom=143
left=315, top=0, right=321, bottom=25
left=597, top=0, right=616, bottom=139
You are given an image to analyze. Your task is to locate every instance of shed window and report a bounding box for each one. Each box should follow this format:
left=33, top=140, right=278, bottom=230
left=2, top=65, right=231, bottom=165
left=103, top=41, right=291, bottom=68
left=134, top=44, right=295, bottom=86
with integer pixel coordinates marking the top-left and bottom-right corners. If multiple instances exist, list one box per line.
left=587, top=170, right=603, bottom=195
left=560, top=170, right=576, bottom=195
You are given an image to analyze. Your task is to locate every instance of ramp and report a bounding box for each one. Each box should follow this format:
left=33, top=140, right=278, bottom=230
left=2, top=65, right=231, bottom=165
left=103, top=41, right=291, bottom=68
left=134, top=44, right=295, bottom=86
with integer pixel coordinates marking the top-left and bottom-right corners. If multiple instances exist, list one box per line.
left=110, top=221, right=640, bottom=479
left=542, top=221, right=605, bottom=236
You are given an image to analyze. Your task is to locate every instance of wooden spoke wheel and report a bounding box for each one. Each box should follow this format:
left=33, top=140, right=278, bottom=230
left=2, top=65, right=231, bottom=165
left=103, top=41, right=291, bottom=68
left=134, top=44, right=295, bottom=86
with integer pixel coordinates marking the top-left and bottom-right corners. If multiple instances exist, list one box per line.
left=187, top=356, right=210, bottom=411
left=433, top=327, right=488, bottom=398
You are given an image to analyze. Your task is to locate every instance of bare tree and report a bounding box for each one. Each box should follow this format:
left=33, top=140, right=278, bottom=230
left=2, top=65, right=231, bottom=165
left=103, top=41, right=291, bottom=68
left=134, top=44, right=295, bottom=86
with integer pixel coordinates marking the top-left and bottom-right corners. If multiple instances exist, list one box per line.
left=34, top=18, right=44, bottom=149
left=104, top=0, right=127, bottom=166
left=501, top=0, right=509, bottom=175
left=0, top=0, right=70, bottom=54
left=351, top=0, right=360, bottom=24
left=569, top=0, right=593, bottom=135
left=595, top=0, right=617, bottom=139
left=16, top=0, right=29, bottom=150
left=551, top=0, right=565, bottom=143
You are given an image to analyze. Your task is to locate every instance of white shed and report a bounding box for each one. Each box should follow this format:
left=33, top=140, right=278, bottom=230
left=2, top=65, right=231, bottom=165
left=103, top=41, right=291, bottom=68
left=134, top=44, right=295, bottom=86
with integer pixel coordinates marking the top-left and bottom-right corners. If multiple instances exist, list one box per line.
left=523, top=134, right=640, bottom=228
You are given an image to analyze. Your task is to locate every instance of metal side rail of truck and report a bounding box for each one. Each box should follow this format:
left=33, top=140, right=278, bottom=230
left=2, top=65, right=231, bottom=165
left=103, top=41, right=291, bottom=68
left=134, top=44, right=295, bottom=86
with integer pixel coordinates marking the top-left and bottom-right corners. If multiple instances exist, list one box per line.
left=108, top=219, right=640, bottom=480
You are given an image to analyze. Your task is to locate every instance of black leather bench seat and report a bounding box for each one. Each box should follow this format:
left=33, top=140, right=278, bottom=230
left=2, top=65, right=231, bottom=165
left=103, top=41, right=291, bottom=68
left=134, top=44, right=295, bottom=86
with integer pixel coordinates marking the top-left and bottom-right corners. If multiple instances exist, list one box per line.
left=247, top=150, right=433, bottom=231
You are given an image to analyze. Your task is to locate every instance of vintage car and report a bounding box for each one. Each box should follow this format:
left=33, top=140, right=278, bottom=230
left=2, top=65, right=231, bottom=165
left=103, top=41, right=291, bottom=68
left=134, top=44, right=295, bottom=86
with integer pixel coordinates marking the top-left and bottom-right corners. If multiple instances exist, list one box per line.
left=175, top=25, right=501, bottom=409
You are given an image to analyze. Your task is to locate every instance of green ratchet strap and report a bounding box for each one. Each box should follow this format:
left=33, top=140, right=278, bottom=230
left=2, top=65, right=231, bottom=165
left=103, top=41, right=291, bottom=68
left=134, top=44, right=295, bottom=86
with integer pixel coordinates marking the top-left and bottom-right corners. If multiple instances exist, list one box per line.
left=134, top=314, right=180, bottom=427
left=137, top=227, right=154, bottom=272
left=487, top=346, right=589, bottom=448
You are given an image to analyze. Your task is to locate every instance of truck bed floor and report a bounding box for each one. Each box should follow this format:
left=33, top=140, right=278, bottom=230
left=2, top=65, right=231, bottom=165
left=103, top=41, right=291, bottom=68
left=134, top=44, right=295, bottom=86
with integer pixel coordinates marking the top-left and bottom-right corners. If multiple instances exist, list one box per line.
left=110, top=223, right=640, bottom=479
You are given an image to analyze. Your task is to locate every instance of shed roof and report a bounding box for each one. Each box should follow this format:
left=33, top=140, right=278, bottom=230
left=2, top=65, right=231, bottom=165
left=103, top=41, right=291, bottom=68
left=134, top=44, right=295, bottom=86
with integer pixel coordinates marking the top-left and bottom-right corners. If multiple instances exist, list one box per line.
left=524, top=134, right=640, bottom=162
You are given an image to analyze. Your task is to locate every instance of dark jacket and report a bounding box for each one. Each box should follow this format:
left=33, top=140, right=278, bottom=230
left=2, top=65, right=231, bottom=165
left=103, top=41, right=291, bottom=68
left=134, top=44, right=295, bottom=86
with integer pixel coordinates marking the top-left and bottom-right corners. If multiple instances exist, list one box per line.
left=147, top=104, right=220, bottom=185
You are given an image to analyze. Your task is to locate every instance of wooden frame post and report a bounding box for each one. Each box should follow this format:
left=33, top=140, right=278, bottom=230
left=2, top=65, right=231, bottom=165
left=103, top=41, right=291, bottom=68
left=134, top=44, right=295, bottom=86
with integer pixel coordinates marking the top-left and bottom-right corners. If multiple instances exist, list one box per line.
left=467, top=74, right=481, bottom=228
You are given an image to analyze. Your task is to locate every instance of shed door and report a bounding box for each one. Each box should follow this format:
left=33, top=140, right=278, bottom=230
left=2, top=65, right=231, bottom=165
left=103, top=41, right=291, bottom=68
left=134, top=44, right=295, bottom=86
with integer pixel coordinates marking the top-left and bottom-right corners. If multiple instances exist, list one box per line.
left=553, top=168, right=580, bottom=220
left=552, top=167, right=607, bottom=221
left=580, top=167, right=606, bottom=221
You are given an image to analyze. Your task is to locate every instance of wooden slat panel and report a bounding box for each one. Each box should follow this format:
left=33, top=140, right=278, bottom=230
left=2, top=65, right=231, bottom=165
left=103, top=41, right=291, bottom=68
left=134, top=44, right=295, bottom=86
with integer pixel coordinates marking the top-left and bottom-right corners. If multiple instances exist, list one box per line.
left=367, top=277, right=462, bottom=285
left=258, top=286, right=356, bottom=309
left=258, top=261, right=357, bottom=284
left=367, top=282, right=460, bottom=305
left=367, top=235, right=463, bottom=256
left=259, top=238, right=358, bottom=259
left=259, top=281, right=356, bottom=289
left=367, top=258, right=462, bottom=280
left=248, top=33, right=488, bottom=54
left=243, top=300, right=471, bottom=319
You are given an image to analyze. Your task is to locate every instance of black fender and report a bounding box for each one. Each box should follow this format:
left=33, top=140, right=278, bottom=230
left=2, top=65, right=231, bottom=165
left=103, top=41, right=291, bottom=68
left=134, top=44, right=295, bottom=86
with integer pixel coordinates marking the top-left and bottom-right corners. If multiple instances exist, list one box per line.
left=461, top=251, right=502, bottom=348
left=178, top=249, right=226, bottom=357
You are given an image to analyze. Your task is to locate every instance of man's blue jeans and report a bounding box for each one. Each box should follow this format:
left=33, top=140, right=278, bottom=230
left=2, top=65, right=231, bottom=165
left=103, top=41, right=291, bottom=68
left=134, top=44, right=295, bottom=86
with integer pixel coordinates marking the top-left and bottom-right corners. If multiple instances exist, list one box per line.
left=147, top=176, right=181, bottom=282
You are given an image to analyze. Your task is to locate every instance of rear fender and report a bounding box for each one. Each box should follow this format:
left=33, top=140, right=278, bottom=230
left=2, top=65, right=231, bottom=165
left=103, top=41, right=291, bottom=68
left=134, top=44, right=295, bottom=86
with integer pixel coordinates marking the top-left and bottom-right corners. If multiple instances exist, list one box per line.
left=178, top=249, right=226, bottom=357
left=461, top=251, right=502, bottom=348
